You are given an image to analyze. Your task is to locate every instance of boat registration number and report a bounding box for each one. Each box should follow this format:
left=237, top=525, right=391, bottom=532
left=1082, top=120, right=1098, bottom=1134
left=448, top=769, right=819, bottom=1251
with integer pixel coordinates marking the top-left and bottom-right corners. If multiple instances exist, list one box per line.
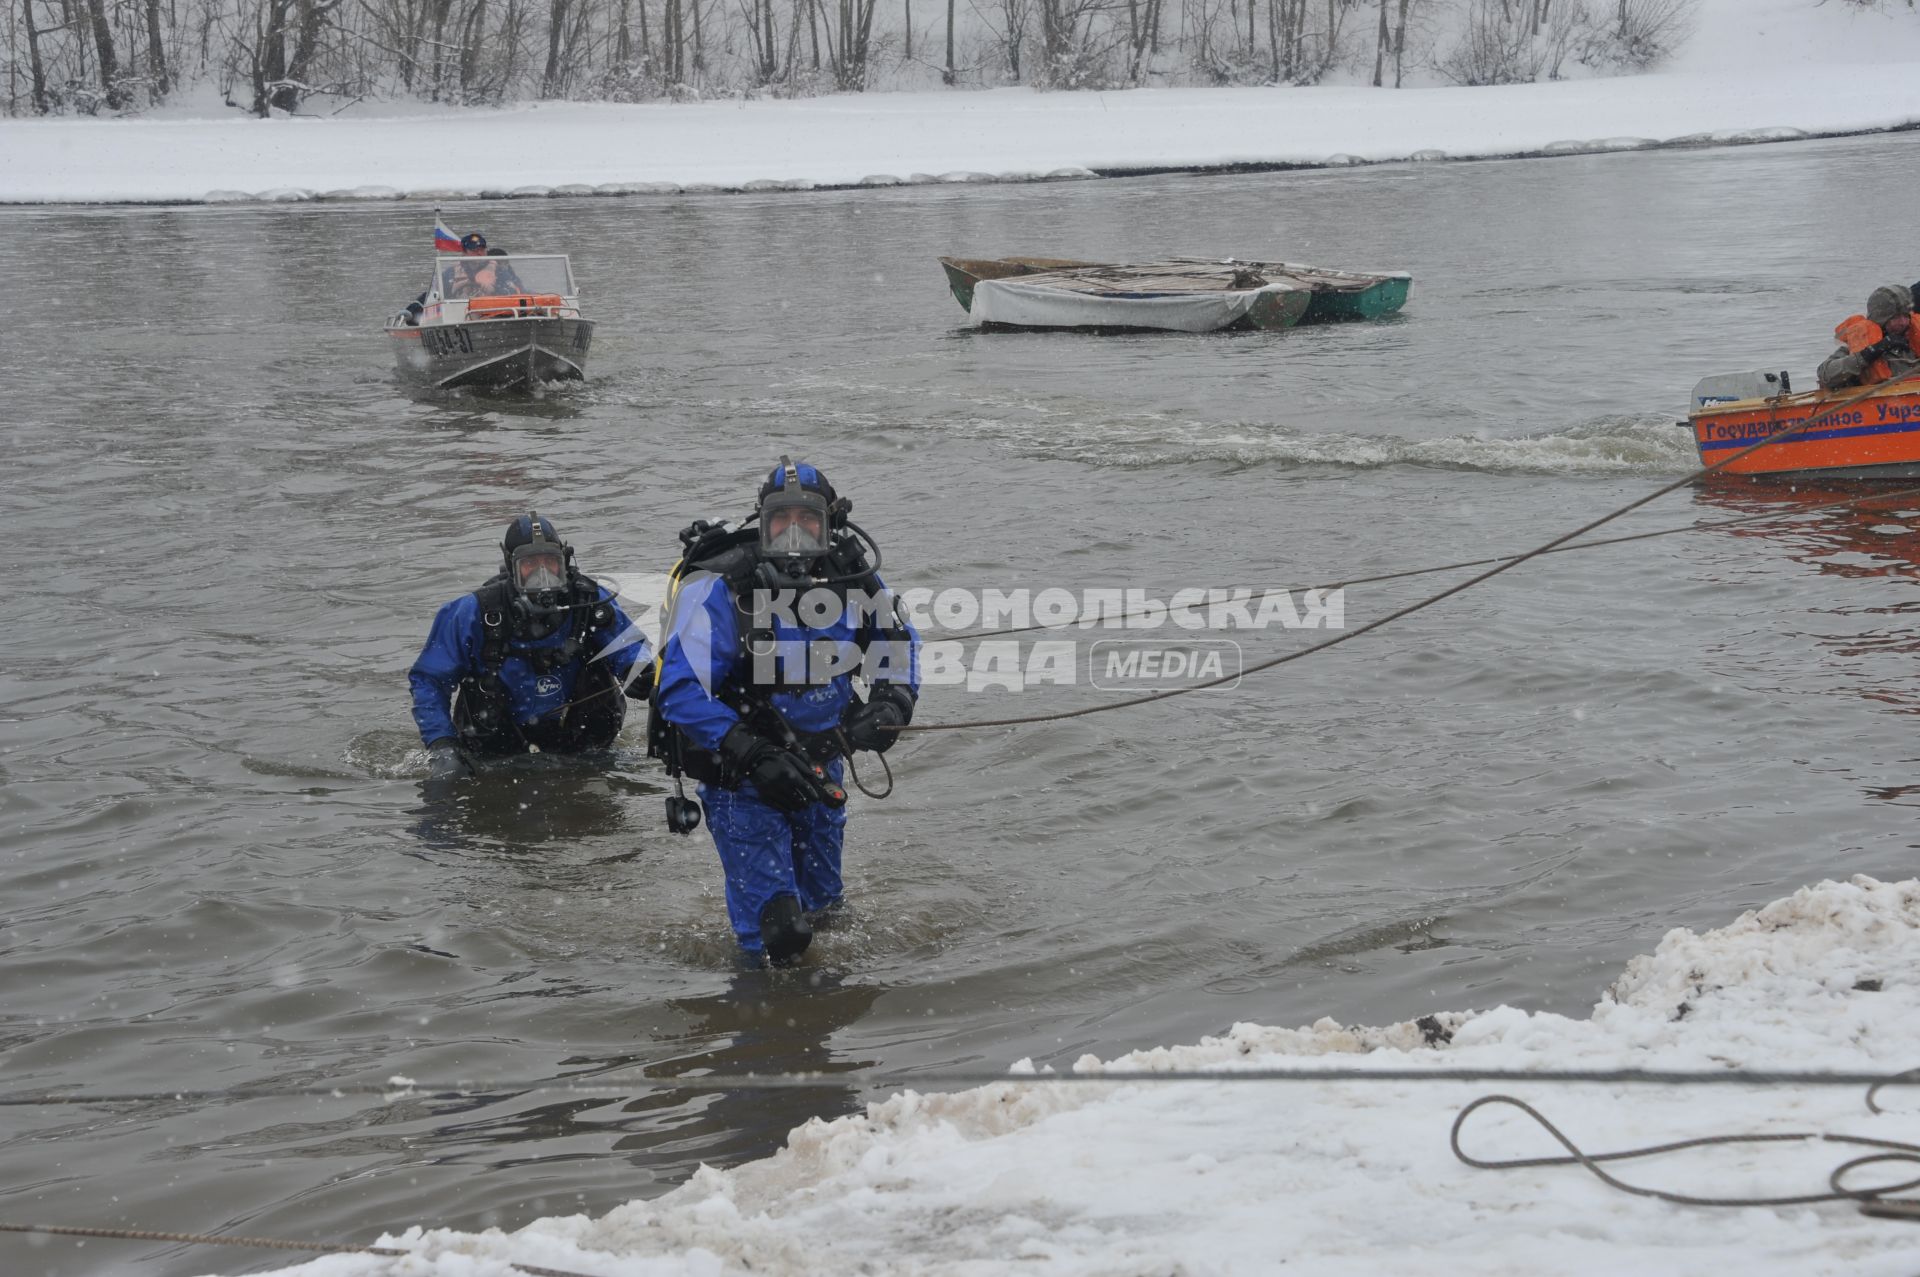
left=422, top=327, right=475, bottom=357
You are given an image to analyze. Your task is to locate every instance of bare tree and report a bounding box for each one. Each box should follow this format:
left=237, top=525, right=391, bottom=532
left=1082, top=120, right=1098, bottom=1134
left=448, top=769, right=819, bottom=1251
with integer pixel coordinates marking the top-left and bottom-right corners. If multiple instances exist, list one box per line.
left=1035, top=0, right=1121, bottom=84
left=1369, top=0, right=1383, bottom=82
left=540, top=0, right=568, bottom=92
left=0, top=0, right=1709, bottom=113
left=144, top=0, right=170, bottom=96
left=458, top=0, right=490, bottom=95
left=1371, top=0, right=1415, bottom=83
left=82, top=0, right=126, bottom=106
left=739, top=0, right=775, bottom=79
left=1125, top=0, right=1160, bottom=79
left=1002, top=0, right=1026, bottom=77
left=1597, top=0, right=1693, bottom=68
left=1391, top=0, right=1410, bottom=83
left=818, top=0, right=875, bottom=86
left=660, top=0, right=680, bottom=78
left=20, top=0, right=50, bottom=111
left=1265, top=0, right=1345, bottom=83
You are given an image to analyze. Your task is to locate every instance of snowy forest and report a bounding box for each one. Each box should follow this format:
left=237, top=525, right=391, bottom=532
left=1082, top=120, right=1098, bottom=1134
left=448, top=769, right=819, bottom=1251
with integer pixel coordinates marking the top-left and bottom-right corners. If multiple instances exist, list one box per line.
left=0, top=0, right=1904, bottom=117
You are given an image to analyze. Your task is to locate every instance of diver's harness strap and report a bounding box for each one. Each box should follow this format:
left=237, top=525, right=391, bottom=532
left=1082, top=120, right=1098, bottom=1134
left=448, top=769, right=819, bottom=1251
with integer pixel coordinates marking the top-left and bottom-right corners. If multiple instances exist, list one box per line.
left=457, top=574, right=620, bottom=744
left=646, top=519, right=905, bottom=804
left=470, top=574, right=618, bottom=677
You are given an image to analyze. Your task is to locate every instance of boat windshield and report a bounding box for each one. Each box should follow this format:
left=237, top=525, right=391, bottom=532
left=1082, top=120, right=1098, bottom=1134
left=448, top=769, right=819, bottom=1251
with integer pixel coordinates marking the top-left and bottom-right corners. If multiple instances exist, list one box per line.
left=436, top=254, right=576, bottom=299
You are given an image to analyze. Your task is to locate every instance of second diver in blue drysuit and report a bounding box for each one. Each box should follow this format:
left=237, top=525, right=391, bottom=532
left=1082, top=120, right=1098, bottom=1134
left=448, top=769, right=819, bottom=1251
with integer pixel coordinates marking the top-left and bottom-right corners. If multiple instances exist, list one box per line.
left=410, top=512, right=653, bottom=777
left=651, top=459, right=920, bottom=964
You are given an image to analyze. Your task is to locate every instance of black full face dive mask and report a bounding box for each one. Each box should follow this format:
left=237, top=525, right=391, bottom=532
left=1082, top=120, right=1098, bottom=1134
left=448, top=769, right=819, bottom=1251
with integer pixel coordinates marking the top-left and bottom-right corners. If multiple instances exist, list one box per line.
left=749, top=457, right=885, bottom=589
left=756, top=456, right=835, bottom=582
left=502, top=515, right=576, bottom=636
left=759, top=462, right=831, bottom=555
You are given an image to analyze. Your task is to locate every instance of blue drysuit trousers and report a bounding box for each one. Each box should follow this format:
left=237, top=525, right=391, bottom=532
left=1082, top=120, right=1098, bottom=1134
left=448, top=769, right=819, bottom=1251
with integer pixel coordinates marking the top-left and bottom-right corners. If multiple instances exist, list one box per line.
left=699, top=758, right=847, bottom=953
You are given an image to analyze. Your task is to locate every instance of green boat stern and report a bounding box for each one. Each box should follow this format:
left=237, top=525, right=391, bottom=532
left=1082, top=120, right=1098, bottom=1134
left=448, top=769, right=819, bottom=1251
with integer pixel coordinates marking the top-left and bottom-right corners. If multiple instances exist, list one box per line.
left=1302, top=275, right=1412, bottom=323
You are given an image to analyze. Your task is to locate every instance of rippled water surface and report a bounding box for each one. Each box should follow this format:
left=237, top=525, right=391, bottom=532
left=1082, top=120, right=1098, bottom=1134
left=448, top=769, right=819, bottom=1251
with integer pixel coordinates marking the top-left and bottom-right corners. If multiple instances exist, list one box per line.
left=6, top=132, right=1920, bottom=1273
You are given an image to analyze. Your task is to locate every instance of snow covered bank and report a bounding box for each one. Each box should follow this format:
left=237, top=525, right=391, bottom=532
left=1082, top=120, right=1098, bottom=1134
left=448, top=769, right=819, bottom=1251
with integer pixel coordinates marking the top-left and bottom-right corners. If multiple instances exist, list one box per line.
left=238, top=876, right=1920, bottom=1276
left=3, top=68, right=1918, bottom=206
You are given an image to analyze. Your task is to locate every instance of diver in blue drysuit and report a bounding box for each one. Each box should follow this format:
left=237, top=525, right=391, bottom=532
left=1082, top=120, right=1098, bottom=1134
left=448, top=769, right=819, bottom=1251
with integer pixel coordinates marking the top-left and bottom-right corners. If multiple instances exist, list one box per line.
left=653, top=460, right=920, bottom=963
left=410, top=512, right=653, bottom=778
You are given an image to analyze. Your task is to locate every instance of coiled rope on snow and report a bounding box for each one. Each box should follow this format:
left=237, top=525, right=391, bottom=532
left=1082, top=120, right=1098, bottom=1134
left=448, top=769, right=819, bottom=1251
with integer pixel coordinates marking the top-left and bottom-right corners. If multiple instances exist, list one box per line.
left=1452, top=1091, right=1920, bottom=1216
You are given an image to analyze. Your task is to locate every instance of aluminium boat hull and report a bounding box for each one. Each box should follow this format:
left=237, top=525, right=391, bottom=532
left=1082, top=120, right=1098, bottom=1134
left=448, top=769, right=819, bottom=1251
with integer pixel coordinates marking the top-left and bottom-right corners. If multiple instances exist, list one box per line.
left=388, top=317, right=594, bottom=390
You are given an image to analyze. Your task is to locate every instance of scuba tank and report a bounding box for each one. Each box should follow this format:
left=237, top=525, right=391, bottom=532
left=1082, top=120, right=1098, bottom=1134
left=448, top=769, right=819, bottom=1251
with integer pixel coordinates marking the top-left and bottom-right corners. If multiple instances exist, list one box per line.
left=646, top=515, right=872, bottom=833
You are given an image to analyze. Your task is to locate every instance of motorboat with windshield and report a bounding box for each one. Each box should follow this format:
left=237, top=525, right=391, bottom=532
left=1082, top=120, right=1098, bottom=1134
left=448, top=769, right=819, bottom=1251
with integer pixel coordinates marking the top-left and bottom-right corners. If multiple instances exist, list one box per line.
left=387, top=253, right=594, bottom=390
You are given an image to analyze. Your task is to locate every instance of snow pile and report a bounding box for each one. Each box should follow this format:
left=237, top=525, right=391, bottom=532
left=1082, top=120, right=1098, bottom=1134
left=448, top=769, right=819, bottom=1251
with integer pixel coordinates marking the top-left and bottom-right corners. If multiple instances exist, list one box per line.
left=242, top=876, right=1920, bottom=1276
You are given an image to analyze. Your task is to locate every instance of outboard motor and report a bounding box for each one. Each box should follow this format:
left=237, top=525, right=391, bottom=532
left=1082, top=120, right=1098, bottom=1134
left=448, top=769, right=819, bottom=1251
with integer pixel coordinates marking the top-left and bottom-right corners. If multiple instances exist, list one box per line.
left=1690, top=370, right=1792, bottom=413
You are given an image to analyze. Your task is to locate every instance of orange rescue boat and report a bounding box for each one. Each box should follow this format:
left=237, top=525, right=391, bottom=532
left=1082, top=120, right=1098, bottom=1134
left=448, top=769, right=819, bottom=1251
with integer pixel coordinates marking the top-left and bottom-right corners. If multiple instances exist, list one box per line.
left=1687, top=370, right=1920, bottom=479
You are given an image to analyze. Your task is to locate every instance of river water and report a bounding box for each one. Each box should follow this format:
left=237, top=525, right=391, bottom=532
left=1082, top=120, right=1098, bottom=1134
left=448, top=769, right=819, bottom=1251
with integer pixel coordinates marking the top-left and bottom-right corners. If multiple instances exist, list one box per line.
left=5, top=132, right=1920, bottom=1274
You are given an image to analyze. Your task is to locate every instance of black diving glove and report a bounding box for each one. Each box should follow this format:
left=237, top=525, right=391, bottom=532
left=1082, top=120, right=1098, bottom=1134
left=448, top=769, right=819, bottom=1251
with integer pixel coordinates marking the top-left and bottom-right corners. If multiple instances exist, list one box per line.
left=1865, top=335, right=1908, bottom=361
left=624, top=662, right=656, bottom=701
left=719, top=724, right=841, bottom=813
left=842, top=684, right=914, bottom=753
left=425, top=739, right=468, bottom=780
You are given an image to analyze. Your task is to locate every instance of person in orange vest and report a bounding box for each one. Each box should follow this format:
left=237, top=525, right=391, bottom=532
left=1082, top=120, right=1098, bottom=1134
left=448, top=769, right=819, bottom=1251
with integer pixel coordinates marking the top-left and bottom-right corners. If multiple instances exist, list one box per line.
left=1818, top=285, right=1919, bottom=390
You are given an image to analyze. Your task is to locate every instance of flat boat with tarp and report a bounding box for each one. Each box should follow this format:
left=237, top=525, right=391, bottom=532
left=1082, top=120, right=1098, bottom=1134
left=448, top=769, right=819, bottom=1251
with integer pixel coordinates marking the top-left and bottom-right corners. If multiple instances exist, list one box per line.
left=937, top=256, right=1411, bottom=332
left=387, top=254, right=594, bottom=390
left=1686, top=369, right=1920, bottom=478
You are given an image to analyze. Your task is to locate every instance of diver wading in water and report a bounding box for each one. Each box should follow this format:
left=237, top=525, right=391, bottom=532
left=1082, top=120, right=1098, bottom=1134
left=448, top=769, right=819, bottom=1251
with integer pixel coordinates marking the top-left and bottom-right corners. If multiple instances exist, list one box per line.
left=649, top=459, right=921, bottom=965
left=410, top=513, right=653, bottom=778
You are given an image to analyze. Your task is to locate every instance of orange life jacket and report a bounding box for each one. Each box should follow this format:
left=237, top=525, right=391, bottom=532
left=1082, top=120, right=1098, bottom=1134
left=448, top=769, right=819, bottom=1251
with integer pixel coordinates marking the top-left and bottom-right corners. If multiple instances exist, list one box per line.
left=1836, top=314, right=1920, bottom=385
left=467, top=293, right=566, bottom=319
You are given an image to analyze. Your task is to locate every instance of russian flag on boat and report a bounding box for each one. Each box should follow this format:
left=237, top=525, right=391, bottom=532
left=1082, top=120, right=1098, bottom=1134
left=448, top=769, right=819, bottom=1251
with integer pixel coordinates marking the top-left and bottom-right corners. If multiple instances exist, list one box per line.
left=433, top=221, right=461, bottom=252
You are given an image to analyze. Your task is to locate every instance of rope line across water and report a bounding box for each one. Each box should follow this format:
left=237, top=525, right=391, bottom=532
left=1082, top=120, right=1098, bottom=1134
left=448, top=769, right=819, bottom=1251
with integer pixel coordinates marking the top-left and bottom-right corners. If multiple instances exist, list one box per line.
left=897, top=373, right=1920, bottom=733
left=475, top=390, right=1920, bottom=747
left=7, top=1066, right=1920, bottom=1107
left=944, top=483, right=1920, bottom=641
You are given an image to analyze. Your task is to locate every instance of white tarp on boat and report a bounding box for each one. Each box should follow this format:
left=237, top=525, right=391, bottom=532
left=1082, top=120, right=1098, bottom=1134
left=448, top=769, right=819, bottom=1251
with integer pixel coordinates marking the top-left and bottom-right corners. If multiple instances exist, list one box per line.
left=969, top=276, right=1299, bottom=332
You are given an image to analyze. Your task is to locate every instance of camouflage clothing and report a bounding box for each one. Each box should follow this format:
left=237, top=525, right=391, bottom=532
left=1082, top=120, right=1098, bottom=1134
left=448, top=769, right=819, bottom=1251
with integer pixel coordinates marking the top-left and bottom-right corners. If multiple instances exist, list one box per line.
left=1819, top=285, right=1919, bottom=390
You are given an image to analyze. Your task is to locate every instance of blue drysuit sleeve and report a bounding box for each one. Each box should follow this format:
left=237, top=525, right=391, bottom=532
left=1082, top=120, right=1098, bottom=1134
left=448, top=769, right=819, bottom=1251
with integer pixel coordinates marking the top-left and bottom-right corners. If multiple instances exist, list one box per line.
left=587, top=585, right=652, bottom=683
left=409, top=595, right=480, bottom=746
left=864, top=572, right=923, bottom=697
left=656, top=574, right=744, bottom=753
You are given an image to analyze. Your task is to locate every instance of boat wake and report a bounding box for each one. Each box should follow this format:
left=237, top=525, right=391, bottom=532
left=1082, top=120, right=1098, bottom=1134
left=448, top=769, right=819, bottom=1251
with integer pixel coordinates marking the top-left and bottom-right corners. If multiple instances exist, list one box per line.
left=1013, top=414, right=1702, bottom=476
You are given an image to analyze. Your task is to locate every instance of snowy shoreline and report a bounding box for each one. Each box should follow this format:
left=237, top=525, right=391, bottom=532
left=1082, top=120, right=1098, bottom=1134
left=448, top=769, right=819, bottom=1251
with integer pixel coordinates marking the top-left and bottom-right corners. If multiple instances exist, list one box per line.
left=238, top=875, right=1920, bottom=1276
left=3, top=120, right=1913, bottom=209
left=4, top=72, right=1918, bottom=208
left=0, top=119, right=1916, bottom=210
